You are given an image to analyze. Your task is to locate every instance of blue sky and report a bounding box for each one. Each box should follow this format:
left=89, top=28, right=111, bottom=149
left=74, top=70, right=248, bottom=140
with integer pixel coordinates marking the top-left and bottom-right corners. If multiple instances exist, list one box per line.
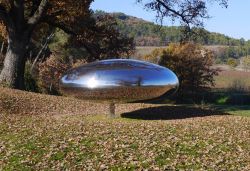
left=91, top=0, right=250, bottom=40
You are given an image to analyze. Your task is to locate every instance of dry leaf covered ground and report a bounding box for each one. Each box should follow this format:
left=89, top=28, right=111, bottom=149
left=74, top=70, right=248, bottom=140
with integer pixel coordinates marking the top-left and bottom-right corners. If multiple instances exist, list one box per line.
left=0, top=88, right=250, bottom=170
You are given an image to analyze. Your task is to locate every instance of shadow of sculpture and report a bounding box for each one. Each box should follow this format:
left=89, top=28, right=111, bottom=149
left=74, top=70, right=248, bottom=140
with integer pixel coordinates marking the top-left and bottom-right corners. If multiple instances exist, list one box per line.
left=121, top=105, right=230, bottom=120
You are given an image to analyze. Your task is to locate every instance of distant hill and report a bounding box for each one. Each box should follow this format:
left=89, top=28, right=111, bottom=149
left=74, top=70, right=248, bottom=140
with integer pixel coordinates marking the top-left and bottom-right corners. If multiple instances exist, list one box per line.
left=94, top=10, right=249, bottom=47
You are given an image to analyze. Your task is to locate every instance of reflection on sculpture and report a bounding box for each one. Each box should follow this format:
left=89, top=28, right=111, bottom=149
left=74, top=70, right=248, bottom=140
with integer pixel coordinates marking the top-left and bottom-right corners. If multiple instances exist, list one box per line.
left=60, top=59, right=179, bottom=117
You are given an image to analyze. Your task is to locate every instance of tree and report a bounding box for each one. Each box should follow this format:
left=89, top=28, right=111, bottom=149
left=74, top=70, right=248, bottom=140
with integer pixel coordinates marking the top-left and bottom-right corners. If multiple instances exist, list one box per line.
left=69, top=14, right=134, bottom=62
left=137, top=0, right=228, bottom=26
left=0, top=0, right=90, bottom=89
left=137, top=0, right=228, bottom=40
left=158, top=43, right=219, bottom=96
left=0, top=1, right=134, bottom=89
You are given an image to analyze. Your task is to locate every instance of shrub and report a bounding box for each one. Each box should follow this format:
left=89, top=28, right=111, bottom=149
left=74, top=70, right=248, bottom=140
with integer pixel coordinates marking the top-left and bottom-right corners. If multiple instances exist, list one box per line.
left=143, top=48, right=164, bottom=63
left=38, top=54, right=86, bottom=95
left=155, top=43, right=219, bottom=100
left=216, top=96, right=229, bottom=105
left=227, top=58, right=238, bottom=68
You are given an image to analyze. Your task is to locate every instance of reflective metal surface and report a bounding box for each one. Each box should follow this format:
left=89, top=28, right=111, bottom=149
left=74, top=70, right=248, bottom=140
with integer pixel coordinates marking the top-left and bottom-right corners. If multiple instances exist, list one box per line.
left=60, top=59, right=179, bottom=102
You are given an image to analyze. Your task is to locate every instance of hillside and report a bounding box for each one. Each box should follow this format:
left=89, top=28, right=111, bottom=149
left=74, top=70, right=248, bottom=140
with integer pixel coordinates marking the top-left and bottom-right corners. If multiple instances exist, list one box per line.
left=0, top=87, right=161, bottom=116
left=0, top=87, right=250, bottom=170
left=95, top=11, right=250, bottom=47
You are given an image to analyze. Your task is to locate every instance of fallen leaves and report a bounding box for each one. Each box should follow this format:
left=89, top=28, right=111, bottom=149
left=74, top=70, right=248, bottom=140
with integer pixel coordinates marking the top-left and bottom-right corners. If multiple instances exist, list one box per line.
left=0, top=113, right=249, bottom=170
left=0, top=87, right=249, bottom=170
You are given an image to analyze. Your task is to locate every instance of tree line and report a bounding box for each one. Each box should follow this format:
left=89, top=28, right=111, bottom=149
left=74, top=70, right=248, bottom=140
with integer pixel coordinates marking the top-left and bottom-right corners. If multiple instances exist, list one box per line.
left=94, top=11, right=250, bottom=64
left=95, top=11, right=250, bottom=48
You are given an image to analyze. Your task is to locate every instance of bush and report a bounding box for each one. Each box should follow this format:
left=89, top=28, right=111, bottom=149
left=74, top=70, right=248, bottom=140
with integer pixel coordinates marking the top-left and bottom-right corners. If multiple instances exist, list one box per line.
left=227, top=58, right=238, bottom=68
left=153, top=43, right=219, bottom=101
left=38, top=54, right=86, bottom=95
left=143, top=48, right=164, bottom=63
left=216, top=96, right=229, bottom=105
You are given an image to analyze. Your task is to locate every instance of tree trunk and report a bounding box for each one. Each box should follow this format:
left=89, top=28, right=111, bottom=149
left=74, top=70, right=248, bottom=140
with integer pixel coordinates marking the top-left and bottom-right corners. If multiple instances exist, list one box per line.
left=0, top=37, right=28, bottom=89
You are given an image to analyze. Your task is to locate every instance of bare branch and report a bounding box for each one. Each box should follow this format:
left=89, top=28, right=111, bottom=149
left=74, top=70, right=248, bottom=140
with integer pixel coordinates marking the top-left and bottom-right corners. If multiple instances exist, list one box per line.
left=139, top=0, right=221, bottom=28
left=31, top=31, right=55, bottom=73
left=155, top=0, right=191, bottom=24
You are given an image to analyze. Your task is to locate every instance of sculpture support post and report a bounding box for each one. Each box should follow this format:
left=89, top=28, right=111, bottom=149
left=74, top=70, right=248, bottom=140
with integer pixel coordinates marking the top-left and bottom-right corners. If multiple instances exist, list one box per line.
left=109, top=103, right=116, bottom=118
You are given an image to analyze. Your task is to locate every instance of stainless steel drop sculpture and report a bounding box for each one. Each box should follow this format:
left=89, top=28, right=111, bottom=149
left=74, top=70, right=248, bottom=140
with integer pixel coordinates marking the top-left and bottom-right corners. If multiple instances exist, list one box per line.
left=60, top=59, right=179, bottom=117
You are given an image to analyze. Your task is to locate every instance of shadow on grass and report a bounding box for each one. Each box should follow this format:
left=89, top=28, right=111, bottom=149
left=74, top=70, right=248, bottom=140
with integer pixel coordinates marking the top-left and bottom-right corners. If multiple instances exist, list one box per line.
left=121, top=105, right=230, bottom=120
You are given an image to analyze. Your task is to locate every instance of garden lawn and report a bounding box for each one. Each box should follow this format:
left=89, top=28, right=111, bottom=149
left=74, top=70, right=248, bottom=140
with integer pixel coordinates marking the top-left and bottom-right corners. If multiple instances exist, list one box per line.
left=0, top=87, right=249, bottom=170
left=0, top=113, right=249, bottom=170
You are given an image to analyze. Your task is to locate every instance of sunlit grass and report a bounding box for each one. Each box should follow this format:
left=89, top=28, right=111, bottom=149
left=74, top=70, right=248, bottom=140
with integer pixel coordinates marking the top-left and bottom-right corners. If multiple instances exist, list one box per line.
left=215, top=105, right=250, bottom=117
left=0, top=87, right=249, bottom=170
left=0, top=112, right=249, bottom=170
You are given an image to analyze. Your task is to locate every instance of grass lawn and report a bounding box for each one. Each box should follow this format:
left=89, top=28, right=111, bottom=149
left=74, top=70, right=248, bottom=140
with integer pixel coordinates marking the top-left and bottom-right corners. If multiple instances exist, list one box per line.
left=215, top=105, right=250, bottom=117
left=0, top=111, right=249, bottom=170
left=0, top=88, right=249, bottom=170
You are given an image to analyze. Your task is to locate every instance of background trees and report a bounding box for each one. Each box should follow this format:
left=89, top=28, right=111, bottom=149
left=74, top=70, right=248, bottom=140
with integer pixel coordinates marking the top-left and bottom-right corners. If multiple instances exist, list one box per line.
left=100, top=11, right=250, bottom=53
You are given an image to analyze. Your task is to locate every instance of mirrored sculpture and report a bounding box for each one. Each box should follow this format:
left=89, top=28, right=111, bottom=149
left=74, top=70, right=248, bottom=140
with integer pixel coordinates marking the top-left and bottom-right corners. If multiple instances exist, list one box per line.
left=60, top=59, right=179, bottom=117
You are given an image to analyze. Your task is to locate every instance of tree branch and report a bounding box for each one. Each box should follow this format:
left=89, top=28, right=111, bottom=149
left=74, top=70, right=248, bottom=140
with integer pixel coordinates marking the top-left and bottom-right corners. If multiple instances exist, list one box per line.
left=155, top=0, right=190, bottom=24
left=29, top=0, right=42, bottom=17
left=44, top=18, right=76, bottom=35
left=13, top=0, right=25, bottom=30
left=28, top=0, right=48, bottom=26
left=0, top=4, right=10, bottom=26
left=8, top=0, right=14, bottom=8
left=31, top=31, right=55, bottom=73
left=48, top=10, right=64, bottom=18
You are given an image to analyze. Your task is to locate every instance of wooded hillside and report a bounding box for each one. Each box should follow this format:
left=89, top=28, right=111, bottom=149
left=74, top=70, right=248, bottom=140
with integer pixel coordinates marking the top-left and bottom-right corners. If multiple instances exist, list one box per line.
left=95, top=11, right=250, bottom=47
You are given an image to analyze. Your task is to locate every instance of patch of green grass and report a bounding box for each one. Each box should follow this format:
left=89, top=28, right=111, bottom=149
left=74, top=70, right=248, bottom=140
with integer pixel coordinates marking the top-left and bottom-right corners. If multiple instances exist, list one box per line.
left=216, top=96, right=229, bottom=105
left=129, top=143, right=139, bottom=149
left=229, top=110, right=250, bottom=117
left=215, top=105, right=250, bottom=117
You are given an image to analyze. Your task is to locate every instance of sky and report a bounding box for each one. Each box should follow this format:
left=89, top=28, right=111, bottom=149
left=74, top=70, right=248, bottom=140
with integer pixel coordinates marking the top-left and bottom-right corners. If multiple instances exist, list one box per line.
left=91, top=0, right=250, bottom=40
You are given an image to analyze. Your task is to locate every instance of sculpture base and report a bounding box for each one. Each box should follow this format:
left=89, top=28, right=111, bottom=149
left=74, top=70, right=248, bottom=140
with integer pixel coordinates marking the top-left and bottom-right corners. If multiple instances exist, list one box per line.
left=109, top=103, right=116, bottom=118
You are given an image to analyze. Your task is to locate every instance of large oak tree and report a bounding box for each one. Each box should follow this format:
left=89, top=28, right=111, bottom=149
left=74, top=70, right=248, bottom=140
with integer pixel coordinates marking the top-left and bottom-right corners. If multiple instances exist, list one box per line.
left=0, top=0, right=96, bottom=89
